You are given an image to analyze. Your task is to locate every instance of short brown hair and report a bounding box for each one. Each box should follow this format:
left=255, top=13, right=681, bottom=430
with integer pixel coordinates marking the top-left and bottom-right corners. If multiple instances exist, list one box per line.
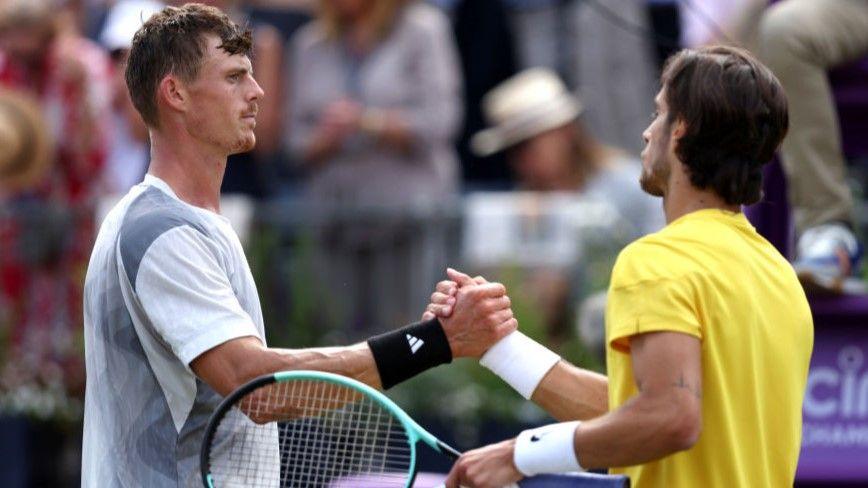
left=125, top=3, right=253, bottom=127
left=661, top=45, right=788, bottom=205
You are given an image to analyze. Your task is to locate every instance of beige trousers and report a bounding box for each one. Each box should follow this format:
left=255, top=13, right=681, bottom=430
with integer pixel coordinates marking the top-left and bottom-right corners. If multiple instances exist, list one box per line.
left=758, top=0, right=868, bottom=232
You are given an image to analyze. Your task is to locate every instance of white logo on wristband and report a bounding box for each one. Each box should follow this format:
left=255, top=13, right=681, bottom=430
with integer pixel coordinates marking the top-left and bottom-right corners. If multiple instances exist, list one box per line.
left=514, top=421, right=584, bottom=476
left=406, top=334, right=424, bottom=354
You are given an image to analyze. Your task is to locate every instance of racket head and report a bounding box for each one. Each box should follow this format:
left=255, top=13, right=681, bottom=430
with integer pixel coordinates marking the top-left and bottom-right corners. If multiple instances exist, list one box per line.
left=200, top=371, right=422, bottom=488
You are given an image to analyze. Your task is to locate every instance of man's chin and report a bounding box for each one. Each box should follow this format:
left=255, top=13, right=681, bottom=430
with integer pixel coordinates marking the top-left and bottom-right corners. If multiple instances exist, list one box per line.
left=639, top=175, right=665, bottom=197
left=228, top=136, right=256, bottom=155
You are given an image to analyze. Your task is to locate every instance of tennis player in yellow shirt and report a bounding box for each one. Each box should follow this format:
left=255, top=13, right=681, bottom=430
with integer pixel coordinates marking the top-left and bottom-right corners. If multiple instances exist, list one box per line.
left=432, top=45, right=814, bottom=488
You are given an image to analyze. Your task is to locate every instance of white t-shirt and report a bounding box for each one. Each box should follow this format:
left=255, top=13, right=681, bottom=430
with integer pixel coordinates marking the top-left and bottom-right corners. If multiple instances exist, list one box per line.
left=82, top=174, right=277, bottom=487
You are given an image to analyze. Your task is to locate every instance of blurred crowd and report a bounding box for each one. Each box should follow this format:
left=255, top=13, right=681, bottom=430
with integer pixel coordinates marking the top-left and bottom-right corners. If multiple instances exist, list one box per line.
left=0, top=0, right=867, bottom=483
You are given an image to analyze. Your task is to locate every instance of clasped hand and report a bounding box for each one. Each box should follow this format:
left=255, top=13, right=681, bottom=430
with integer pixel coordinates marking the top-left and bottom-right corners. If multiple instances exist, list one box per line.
left=422, top=268, right=525, bottom=488
left=422, top=268, right=516, bottom=359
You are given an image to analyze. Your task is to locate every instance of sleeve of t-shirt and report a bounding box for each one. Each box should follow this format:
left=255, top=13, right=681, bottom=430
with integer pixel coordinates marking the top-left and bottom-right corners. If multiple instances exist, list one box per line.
left=134, top=225, right=261, bottom=367
left=606, top=243, right=703, bottom=353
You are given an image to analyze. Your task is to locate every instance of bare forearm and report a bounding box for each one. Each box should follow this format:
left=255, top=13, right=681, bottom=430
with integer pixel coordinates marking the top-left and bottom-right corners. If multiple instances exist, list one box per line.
left=269, top=343, right=382, bottom=389
left=570, top=332, right=704, bottom=469
left=573, top=391, right=699, bottom=469
left=531, top=361, right=609, bottom=421
left=446, top=332, right=704, bottom=483
left=193, top=338, right=382, bottom=396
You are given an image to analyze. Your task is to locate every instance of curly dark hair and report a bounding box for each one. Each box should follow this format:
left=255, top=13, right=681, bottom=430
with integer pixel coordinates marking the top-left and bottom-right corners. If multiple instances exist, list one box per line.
left=125, top=3, right=253, bottom=127
left=661, top=45, right=789, bottom=206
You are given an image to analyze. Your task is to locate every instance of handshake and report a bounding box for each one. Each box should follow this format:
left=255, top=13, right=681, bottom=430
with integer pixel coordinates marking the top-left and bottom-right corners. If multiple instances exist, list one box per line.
left=417, top=268, right=566, bottom=488
left=371, top=266, right=557, bottom=396
left=420, top=268, right=517, bottom=359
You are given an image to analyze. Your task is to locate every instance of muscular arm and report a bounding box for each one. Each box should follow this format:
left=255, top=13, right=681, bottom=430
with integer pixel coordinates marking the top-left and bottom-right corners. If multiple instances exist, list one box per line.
left=191, top=336, right=381, bottom=397
left=444, top=331, right=702, bottom=488
left=573, top=331, right=702, bottom=469
left=531, top=362, right=609, bottom=421
left=423, top=276, right=701, bottom=432
left=192, top=281, right=514, bottom=398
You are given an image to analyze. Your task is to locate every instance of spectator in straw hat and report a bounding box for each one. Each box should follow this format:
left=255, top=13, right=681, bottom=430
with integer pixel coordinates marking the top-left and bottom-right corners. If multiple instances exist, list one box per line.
left=472, top=68, right=662, bottom=238
left=0, top=88, right=52, bottom=195
left=470, top=68, right=663, bottom=356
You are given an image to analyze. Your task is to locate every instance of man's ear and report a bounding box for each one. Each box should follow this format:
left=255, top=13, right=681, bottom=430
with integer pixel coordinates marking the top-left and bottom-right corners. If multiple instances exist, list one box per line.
left=670, top=118, right=687, bottom=141
left=668, top=118, right=687, bottom=158
left=158, top=75, right=188, bottom=114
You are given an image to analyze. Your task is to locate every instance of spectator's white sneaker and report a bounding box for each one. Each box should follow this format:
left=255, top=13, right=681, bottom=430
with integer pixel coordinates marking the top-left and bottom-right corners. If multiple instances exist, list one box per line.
left=794, top=223, right=865, bottom=294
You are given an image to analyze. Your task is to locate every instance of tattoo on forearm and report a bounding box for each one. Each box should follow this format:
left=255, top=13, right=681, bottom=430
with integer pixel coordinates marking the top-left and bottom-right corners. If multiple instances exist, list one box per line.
left=635, top=374, right=701, bottom=399
left=673, top=373, right=702, bottom=399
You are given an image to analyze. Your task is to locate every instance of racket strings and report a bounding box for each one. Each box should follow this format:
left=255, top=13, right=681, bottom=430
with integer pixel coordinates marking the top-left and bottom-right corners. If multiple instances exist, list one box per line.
left=208, top=379, right=412, bottom=487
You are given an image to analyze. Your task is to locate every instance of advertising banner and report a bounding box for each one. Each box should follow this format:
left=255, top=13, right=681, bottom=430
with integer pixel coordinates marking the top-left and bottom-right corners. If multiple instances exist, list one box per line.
left=797, top=324, right=868, bottom=481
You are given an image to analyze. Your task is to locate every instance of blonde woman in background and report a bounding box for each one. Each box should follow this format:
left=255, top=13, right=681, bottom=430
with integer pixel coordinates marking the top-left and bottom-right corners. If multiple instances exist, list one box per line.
left=287, top=0, right=461, bottom=204
left=284, top=0, right=462, bottom=332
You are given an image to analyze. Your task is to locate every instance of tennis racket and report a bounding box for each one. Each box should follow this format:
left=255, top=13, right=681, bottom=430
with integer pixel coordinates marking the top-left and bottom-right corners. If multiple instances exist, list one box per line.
left=200, top=370, right=630, bottom=488
left=200, top=370, right=461, bottom=488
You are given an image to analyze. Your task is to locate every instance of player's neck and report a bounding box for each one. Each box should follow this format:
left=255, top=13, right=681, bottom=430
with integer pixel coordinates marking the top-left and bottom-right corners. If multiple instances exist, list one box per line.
left=147, top=130, right=227, bottom=214
left=662, top=167, right=740, bottom=224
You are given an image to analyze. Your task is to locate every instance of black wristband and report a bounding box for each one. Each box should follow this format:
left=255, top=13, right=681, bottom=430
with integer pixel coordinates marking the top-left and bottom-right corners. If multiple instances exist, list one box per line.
left=367, top=317, right=453, bottom=389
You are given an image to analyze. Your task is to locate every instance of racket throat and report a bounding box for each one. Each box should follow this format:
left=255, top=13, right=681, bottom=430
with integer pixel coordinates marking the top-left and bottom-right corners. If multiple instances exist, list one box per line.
left=436, top=440, right=462, bottom=460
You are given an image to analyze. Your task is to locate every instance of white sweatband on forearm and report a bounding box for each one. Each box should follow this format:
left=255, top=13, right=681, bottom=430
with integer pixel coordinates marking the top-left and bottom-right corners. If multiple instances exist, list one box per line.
left=513, top=421, right=584, bottom=476
left=479, top=331, right=560, bottom=399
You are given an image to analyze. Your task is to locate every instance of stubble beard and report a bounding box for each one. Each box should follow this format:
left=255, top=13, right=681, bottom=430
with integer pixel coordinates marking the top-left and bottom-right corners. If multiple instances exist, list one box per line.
left=639, top=129, right=671, bottom=198
left=640, top=158, right=668, bottom=197
left=228, top=132, right=256, bottom=155
left=188, top=109, right=256, bottom=156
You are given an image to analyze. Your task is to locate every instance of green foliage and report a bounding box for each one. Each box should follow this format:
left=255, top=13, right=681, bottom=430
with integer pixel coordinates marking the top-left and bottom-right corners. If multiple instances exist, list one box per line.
left=249, top=224, right=344, bottom=348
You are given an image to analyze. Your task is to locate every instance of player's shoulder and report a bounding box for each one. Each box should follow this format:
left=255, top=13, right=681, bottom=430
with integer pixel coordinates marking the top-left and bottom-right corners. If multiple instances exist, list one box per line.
left=118, top=187, right=212, bottom=273
left=618, top=229, right=688, bottom=261
left=120, top=186, right=208, bottom=238
left=612, top=230, right=705, bottom=286
left=623, top=209, right=729, bottom=252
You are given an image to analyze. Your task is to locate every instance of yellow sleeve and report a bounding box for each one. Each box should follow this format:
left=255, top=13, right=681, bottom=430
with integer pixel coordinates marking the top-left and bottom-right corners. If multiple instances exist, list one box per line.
left=606, top=272, right=703, bottom=354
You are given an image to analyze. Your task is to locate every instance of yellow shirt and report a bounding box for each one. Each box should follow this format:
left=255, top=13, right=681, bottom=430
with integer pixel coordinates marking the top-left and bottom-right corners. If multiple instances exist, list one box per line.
left=605, top=209, right=813, bottom=487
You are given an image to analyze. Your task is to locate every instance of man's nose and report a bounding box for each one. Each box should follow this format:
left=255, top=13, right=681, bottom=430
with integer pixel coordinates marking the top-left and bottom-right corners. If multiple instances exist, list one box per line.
left=249, top=77, right=265, bottom=100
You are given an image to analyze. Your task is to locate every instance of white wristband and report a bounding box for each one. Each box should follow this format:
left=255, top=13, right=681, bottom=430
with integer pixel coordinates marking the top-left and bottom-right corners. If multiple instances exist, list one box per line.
left=514, top=421, right=584, bottom=476
left=479, top=331, right=560, bottom=399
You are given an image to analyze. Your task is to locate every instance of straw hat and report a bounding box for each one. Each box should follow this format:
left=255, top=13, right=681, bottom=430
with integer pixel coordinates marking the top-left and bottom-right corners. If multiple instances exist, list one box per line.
left=0, top=88, right=53, bottom=192
left=471, top=68, right=583, bottom=157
